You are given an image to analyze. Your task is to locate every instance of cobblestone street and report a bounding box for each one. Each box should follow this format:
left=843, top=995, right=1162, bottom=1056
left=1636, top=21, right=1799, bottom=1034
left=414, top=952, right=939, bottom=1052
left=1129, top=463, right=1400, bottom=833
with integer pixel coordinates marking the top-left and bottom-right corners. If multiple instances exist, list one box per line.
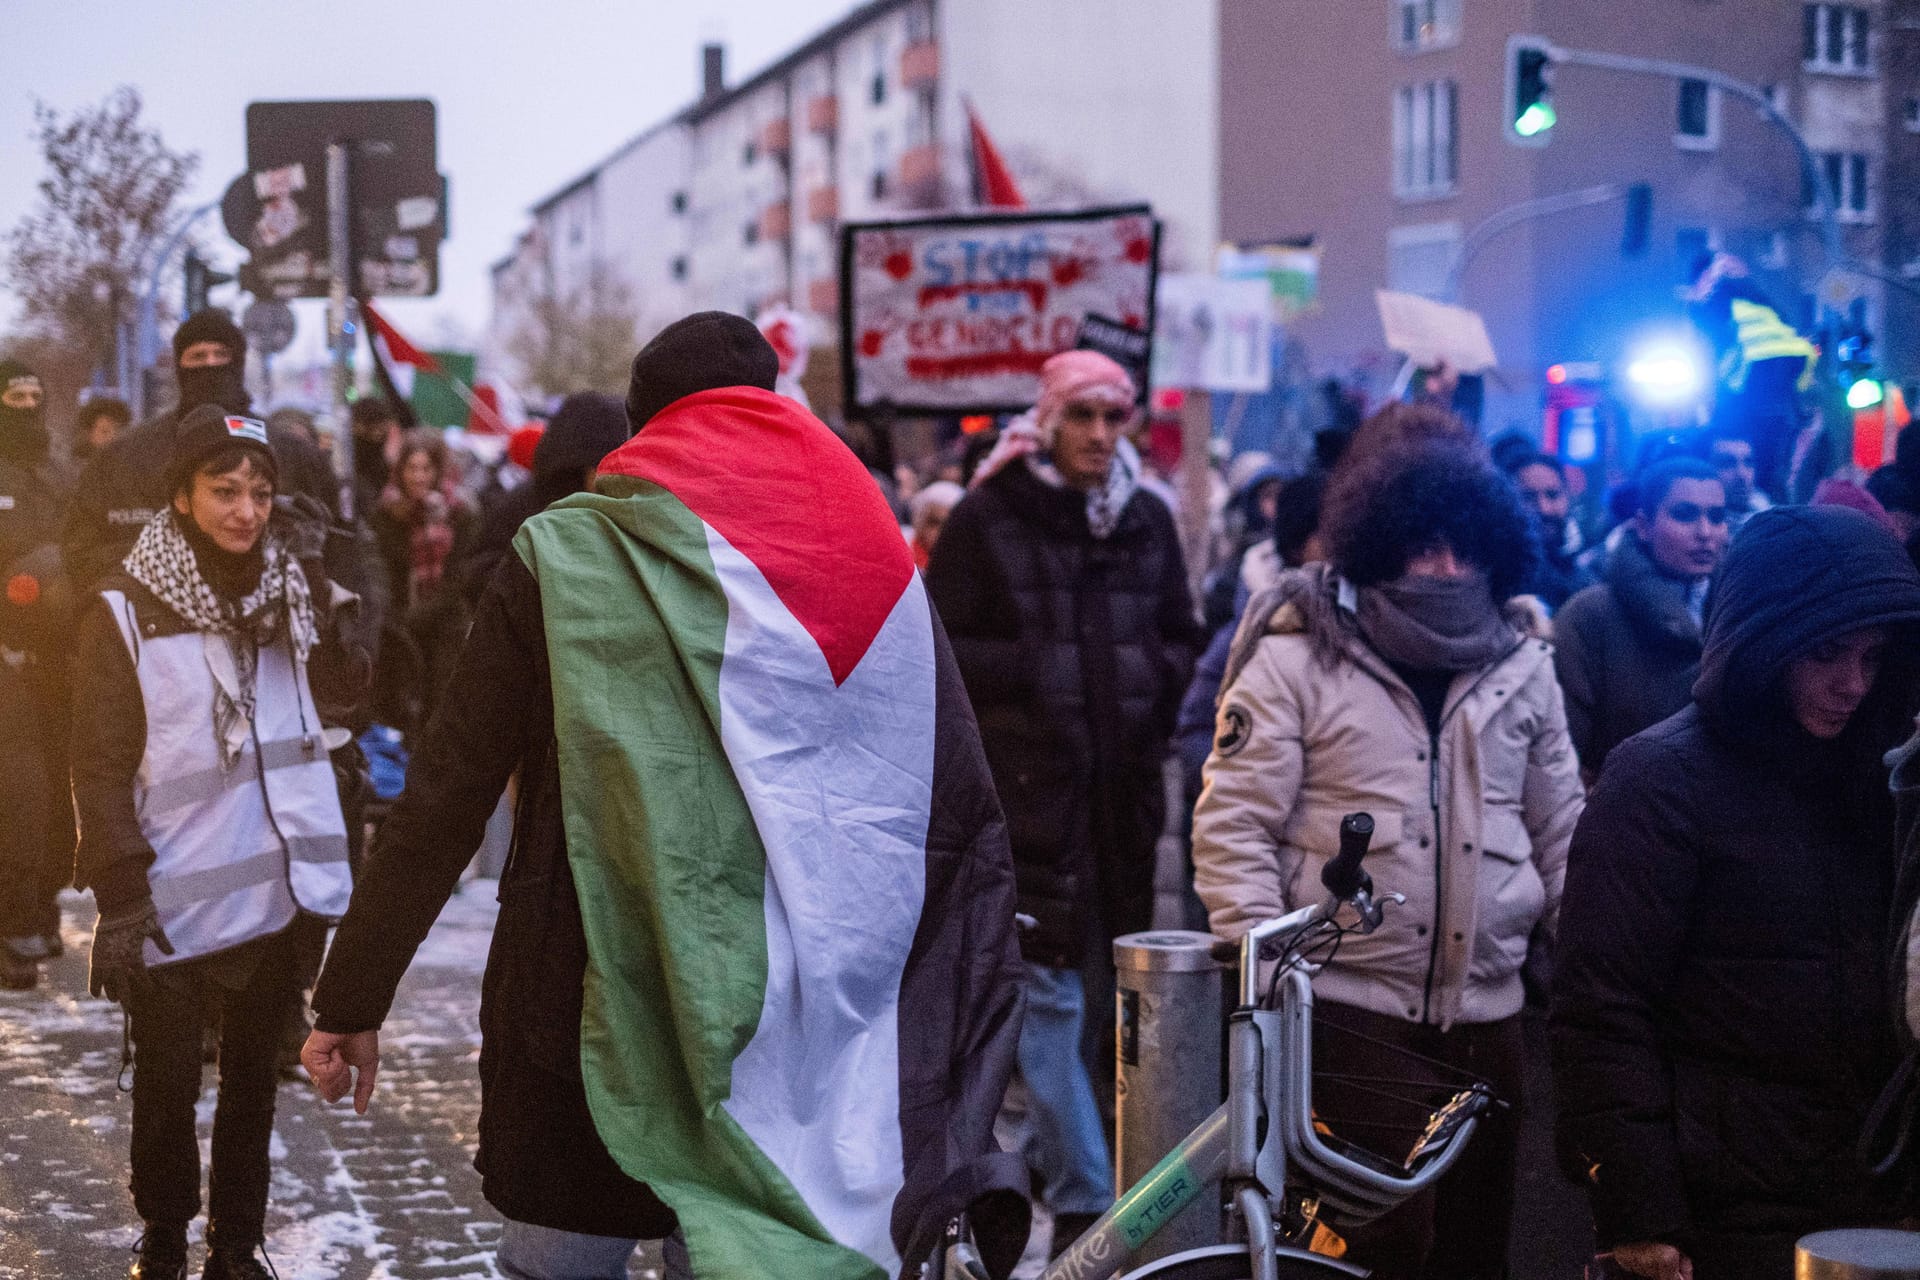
left=0, top=883, right=667, bottom=1279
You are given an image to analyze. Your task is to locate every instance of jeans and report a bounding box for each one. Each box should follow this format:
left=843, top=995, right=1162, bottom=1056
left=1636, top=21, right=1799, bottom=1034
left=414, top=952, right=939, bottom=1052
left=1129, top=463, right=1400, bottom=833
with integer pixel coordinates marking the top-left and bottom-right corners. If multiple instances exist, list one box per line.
left=1006, top=962, right=1113, bottom=1216
left=127, top=925, right=303, bottom=1249
left=497, top=1219, right=692, bottom=1280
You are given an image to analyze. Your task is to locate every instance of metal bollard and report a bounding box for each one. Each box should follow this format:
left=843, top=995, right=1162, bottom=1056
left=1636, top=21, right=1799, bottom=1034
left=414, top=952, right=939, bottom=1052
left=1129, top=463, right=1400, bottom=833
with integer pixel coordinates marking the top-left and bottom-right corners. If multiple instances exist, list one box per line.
left=1113, top=930, right=1224, bottom=1261
left=1797, top=1229, right=1920, bottom=1279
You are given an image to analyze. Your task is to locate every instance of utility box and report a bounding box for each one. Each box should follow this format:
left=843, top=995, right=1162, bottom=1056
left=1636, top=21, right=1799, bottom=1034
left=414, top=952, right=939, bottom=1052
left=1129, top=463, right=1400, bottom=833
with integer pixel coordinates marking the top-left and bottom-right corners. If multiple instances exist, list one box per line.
left=1113, top=930, right=1224, bottom=1261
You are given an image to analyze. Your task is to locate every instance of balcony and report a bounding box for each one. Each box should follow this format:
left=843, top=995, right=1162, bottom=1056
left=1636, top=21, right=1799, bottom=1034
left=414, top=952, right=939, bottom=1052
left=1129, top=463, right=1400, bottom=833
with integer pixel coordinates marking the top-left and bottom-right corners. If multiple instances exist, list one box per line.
left=806, top=94, right=838, bottom=134
left=806, top=184, right=839, bottom=224
left=897, top=143, right=942, bottom=207
left=900, top=40, right=940, bottom=90
left=760, top=118, right=792, bottom=157
left=807, top=278, right=838, bottom=315
left=758, top=200, right=792, bottom=242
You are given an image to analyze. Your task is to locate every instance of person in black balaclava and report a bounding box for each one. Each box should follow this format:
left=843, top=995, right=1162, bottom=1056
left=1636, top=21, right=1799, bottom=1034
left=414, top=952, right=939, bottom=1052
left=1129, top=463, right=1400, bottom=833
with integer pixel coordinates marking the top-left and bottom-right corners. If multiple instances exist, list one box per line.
left=62, top=309, right=343, bottom=595
left=0, top=357, right=80, bottom=988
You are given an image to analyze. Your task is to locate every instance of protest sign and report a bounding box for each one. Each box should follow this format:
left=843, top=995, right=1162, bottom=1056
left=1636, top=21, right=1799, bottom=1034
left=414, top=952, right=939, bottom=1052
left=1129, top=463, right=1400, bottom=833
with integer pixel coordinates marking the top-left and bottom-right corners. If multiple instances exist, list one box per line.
left=1375, top=290, right=1499, bottom=374
left=839, top=206, right=1159, bottom=415
left=1151, top=273, right=1273, bottom=393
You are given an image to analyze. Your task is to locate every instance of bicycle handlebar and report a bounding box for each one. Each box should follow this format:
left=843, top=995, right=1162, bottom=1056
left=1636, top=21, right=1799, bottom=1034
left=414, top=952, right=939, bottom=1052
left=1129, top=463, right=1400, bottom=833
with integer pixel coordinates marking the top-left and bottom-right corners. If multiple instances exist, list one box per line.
left=1320, top=812, right=1375, bottom=901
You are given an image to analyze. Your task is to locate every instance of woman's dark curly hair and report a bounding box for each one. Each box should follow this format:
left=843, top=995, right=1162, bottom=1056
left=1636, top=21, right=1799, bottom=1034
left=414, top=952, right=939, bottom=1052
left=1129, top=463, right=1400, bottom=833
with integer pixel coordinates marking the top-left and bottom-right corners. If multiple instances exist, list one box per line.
left=1322, top=439, right=1540, bottom=600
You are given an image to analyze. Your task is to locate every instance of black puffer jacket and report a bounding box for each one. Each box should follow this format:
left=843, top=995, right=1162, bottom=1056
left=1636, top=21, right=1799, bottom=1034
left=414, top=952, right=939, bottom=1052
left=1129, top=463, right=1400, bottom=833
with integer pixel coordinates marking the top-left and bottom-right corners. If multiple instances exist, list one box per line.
left=926, top=461, right=1203, bottom=965
left=1551, top=532, right=1703, bottom=777
left=0, top=443, right=75, bottom=654
left=1552, top=507, right=1920, bottom=1276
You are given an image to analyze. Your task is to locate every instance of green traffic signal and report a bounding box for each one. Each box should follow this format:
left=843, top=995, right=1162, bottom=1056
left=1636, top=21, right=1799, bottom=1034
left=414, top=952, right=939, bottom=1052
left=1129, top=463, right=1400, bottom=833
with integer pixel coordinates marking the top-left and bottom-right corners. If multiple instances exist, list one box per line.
left=1847, top=377, right=1885, bottom=410
left=1508, top=38, right=1557, bottom=142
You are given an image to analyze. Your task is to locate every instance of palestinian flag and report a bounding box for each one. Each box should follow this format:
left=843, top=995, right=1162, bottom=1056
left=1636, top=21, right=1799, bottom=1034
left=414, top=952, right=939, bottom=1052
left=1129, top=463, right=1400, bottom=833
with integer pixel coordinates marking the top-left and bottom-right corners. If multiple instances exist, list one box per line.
left=512, top=386, right=1023, bottom=1277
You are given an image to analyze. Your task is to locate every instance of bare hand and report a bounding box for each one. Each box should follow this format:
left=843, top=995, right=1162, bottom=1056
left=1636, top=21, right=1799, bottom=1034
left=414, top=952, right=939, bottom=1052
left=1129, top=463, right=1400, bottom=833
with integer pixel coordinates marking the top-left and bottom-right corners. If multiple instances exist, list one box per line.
left=302, top=1029, right=380, bottom=1114
left=1611, top=1242, right=1693, bottom=1280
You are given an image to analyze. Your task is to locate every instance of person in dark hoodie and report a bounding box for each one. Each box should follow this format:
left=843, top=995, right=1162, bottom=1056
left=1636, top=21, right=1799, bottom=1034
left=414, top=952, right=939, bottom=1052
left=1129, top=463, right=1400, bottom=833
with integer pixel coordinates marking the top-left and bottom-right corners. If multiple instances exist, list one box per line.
left=455, top=392, right=627, bottom=604
left=1552, top=505, right=1920, bottom=1280
left=63, top=309, right=343, bottom=594
left=0, top=357, right=77, bottom=988
left=301, top=313, right=1027, bottom=1280
left=1551, top=457, right=1729, bottom=780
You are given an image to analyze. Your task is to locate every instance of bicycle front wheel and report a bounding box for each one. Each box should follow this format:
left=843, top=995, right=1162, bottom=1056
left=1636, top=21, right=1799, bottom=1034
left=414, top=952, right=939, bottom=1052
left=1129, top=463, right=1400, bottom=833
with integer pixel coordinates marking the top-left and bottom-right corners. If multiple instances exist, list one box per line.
left=1117, top=1243, right=1368, bottom=1279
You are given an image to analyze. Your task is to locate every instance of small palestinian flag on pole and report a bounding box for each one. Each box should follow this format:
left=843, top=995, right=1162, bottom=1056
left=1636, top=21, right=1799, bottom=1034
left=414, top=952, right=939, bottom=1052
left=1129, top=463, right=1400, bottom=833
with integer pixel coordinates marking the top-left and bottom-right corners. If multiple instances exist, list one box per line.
left=512, top=386, right=1022, bottom=1277
left=363, top=301, right=510, bottom=433
left=964, top=97, right=1026, bottom=210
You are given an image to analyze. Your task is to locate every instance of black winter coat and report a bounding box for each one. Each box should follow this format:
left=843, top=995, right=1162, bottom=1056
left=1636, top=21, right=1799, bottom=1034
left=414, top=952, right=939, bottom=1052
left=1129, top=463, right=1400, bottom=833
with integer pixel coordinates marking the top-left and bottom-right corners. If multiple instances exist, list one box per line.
left=926, top=462, right=1202, bottom=965
left=1551, top=533, right=1703, bottom=777
left=0, top=445, right=74, bottom=653
left=1552, top=507, right=1920, bottom=1277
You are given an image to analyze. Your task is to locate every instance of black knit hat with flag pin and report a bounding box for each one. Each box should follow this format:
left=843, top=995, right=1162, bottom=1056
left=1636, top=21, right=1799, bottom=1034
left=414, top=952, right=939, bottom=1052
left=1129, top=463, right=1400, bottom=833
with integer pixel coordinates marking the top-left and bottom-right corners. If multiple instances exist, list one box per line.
left=165, top=403, right=279, bottom=496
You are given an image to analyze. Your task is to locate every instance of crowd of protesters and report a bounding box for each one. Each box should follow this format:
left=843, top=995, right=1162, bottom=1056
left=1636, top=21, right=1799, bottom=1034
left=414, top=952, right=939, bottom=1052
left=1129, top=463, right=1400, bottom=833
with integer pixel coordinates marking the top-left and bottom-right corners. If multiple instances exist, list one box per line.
left=5, top=300, right=1920, bottom=1280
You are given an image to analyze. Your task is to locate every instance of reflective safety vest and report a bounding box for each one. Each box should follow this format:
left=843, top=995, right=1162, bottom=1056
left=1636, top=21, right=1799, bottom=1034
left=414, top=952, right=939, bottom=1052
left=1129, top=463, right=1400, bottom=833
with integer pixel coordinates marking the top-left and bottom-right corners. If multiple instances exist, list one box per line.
left=101, top=589, right=352, bottom=966
left=1723, top=298, right=1819, bottom=392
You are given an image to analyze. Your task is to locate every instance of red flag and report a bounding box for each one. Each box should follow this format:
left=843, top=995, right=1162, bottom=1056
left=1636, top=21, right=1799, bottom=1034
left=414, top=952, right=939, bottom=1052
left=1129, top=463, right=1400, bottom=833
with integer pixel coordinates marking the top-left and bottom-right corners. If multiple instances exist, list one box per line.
left=362, top=302, right=444, bottom=375
left=965, top=99, right=1025, bottom=210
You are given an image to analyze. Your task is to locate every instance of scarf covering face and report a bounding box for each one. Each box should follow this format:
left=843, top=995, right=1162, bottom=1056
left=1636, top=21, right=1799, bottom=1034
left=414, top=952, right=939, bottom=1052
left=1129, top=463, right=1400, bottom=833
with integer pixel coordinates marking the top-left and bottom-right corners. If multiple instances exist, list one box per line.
left=123, top=509, right=315, bottom=767
left=1028, top=435, right=1143, bottom=539
left=1356, top=569, right=1517, bottom=672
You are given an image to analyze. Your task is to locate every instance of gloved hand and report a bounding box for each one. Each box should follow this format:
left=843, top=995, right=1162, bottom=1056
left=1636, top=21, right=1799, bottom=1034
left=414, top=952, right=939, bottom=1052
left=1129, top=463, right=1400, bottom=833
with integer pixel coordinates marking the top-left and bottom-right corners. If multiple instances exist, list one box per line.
left=273, top=494, right=335, bottom=562
left=88, top=900, right=174, bottom=1005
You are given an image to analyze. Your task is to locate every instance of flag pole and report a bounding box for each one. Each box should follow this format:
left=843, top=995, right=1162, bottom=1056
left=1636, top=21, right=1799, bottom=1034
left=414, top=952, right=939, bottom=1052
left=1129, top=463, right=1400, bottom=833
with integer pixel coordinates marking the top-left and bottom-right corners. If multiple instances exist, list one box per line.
left=357, top=295, right=420, bottom=432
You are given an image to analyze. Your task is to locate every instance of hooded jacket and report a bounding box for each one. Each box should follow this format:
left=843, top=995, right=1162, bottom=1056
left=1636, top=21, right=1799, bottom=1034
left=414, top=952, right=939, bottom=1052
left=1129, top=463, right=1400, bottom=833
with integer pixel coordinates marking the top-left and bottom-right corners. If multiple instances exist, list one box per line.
left=1552, top=506, right=1920, bottom=1268
left=1552, top=532, right=1705, bottom=777
left=1191, top=566, right=1584, bottom=1028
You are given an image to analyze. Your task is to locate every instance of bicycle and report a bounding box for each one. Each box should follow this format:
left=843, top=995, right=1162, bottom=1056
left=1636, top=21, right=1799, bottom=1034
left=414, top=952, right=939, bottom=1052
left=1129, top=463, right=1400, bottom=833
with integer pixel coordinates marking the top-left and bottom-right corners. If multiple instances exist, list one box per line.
left=928, top=812, right=1497, bottom=1280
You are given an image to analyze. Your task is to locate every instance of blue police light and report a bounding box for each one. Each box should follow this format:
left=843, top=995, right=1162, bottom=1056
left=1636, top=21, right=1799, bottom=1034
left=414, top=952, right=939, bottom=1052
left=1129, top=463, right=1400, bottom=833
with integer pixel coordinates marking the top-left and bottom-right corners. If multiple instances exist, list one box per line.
left=1624, top=344, right=1706, bottom=406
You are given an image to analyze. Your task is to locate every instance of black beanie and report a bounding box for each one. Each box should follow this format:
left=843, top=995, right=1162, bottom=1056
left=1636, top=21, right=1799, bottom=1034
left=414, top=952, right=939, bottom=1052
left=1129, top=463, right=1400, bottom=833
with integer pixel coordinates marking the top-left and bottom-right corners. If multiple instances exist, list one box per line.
left=625, top=311, right=779, bottom=433
left=534, top=392, right=630, bottom=479
left=165, top=404, right=279, bottom=496
left=0, top=358, right=39, bottom=393
left=172, top=308, right=247, bottom=367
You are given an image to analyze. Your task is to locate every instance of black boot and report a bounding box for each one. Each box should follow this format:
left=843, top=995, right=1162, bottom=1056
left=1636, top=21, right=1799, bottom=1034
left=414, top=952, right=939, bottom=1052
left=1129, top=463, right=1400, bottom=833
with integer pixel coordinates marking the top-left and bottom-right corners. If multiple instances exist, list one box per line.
left=129, top=1224, right=189, bottom=1279
left=202, top=1243, right=277, bottom=1280
left=0, top=948, right=35, bottom=991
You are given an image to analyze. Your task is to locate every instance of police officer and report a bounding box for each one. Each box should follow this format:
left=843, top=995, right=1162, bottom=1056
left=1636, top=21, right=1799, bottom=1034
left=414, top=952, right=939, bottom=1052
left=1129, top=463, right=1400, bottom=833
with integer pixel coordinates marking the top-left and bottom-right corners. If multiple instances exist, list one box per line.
left=0, top=357, right=77, bottom=988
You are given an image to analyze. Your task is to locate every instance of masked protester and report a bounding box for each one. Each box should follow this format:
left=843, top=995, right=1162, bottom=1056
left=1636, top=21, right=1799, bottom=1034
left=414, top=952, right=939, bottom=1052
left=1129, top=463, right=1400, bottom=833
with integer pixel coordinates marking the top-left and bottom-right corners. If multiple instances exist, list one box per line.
left=0, top=357, right=78, bottom=988
left=70, top=407, right=365, bottom=1280
left=62, top=309, right=343, bottom=595
left=1192, top=429, right=1584, bottom=1280
left=1553, top=507, right=1920, bottom=1280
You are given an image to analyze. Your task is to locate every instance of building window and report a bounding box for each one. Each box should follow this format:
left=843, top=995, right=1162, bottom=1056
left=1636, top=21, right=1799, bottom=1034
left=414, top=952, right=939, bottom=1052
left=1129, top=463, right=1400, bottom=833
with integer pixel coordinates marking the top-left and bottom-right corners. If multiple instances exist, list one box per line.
left=1392, top=80, right=1458, bottom=199
left=671, top=255, right=688, bottom=282
left=871, top=34, right=888, bottom=105
left=1675, top=79, right=1718, bottom=149
left=1807, top=150, right=1872, bottom=221
left=1392, top=0, right=1460, bottom=52
left=1387, top=221, right=1462, bottom=299
left=872, top=129, right=891, bottom=201
left=907, top=86, right=935, bottom=148
left=1803, top=4, right=1869, bottom=72
left=905, top=4, right=933, bottom=44
left=744, top=141, right=757, bottom=167
left=670, top=190, right=688, bottom=214
left=1904, top=97, right=1920, bottom=133
left=745, top=219, right=760, bottom=247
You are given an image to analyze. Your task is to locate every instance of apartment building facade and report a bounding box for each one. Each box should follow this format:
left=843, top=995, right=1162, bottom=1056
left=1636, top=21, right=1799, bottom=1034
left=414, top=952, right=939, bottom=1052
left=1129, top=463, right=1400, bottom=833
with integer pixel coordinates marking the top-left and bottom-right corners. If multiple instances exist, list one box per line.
left=1221, top=0, right=1909, bottom=436
left=486, top=0, right=1219, bottom=400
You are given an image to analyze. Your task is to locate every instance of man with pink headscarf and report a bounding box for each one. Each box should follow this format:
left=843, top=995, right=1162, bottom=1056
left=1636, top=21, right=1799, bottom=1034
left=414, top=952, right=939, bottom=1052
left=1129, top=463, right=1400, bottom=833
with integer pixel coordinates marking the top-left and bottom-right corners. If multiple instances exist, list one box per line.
left=927, top=350, right=1203, bottom=1256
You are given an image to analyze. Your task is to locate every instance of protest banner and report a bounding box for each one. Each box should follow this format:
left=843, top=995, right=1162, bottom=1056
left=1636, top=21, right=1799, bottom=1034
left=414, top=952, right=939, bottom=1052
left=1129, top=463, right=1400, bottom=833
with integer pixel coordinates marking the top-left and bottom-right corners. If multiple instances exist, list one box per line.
left=839, top=205, right=1160, bottom=415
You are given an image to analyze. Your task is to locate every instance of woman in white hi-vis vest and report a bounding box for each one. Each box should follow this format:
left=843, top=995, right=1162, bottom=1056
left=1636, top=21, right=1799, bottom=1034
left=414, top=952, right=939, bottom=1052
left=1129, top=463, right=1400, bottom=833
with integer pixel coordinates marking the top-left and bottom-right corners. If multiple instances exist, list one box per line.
left=70, top=404, right=359, bottom=1280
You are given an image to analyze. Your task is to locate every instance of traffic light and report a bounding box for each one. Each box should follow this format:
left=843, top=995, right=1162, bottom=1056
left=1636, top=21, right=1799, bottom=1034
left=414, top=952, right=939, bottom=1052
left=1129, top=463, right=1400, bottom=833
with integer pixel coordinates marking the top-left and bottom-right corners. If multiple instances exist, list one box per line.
left=1507, top=35, right=1557, bottom=143
left=1621, top=183, right=1653, bottom=257
left=182, top=251, right=235, bottom=315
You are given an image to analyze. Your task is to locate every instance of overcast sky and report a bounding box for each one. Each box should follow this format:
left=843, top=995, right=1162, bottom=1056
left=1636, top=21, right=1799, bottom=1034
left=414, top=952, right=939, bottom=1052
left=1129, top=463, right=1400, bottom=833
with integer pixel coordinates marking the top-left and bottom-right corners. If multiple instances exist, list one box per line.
left=0, top=0, right=852, bottom=357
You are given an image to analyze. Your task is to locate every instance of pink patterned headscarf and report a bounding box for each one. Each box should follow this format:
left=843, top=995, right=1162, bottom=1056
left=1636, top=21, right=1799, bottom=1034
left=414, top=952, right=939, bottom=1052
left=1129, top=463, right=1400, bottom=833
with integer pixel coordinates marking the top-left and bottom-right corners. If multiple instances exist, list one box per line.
left=1034, top=349, right=1136, bottom=444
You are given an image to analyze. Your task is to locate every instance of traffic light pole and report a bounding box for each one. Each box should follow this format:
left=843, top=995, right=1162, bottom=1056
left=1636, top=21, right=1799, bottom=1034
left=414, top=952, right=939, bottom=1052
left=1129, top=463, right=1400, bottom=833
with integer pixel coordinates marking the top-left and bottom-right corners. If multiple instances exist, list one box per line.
left=1539, top=42, right=1844, bottom=277
left=1445, top=183, right=1628, bottom=302
left=132, top=199, right=219, bottom=420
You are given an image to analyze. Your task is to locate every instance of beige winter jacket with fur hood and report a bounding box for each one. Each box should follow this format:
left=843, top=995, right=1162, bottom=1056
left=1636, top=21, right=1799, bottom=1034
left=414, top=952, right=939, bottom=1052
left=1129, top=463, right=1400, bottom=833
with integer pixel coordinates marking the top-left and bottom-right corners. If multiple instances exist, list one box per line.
left=1192, top=567, right=1584, bottom=1029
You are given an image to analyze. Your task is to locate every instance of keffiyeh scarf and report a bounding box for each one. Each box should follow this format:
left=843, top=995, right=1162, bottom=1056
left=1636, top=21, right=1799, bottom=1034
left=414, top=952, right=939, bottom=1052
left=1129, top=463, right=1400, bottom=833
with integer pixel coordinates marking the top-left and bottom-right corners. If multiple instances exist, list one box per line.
left=124, top=509, right=316, bottom=768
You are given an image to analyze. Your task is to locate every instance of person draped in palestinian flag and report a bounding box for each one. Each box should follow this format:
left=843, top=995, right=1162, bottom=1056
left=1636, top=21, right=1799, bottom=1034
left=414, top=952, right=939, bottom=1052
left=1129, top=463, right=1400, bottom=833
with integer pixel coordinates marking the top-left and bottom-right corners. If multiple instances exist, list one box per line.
left=303, top=313, right=1029, bottom=1280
